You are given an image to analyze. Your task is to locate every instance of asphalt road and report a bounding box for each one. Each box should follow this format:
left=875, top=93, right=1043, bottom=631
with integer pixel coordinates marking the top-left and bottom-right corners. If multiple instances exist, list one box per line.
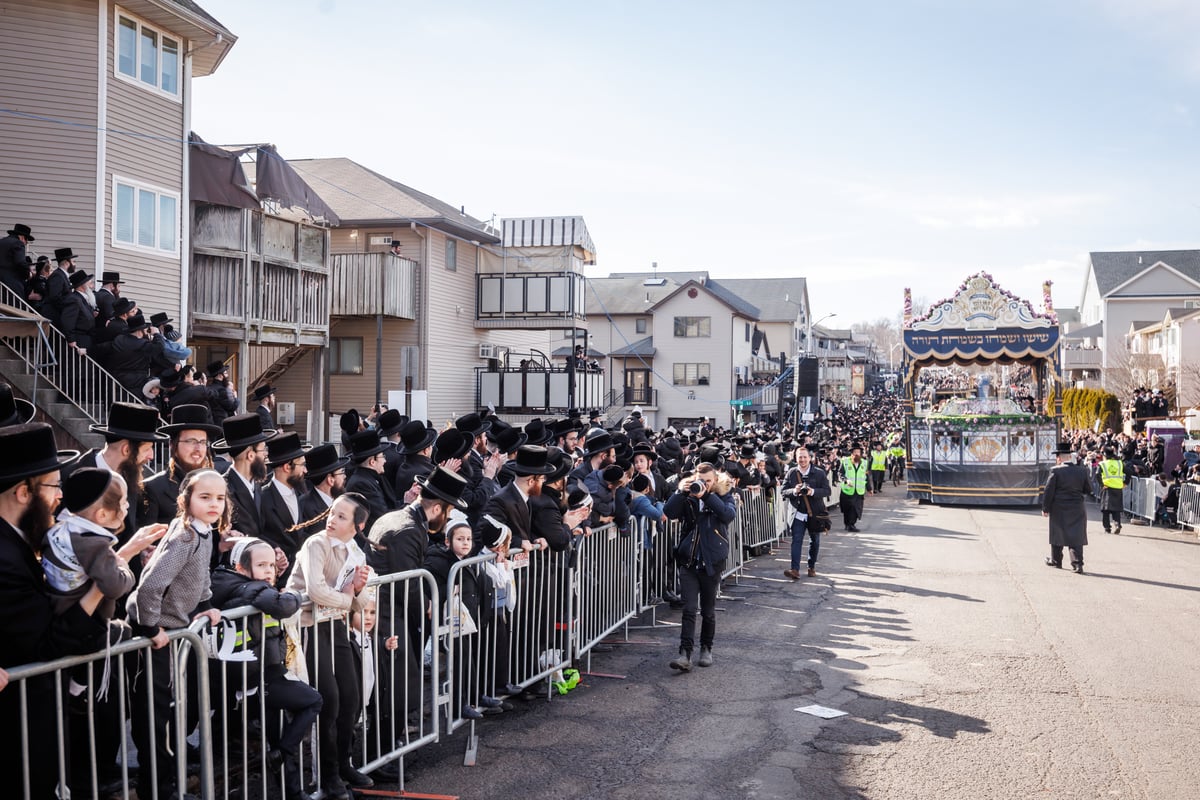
left=396, top=487, right=1200, bottom=800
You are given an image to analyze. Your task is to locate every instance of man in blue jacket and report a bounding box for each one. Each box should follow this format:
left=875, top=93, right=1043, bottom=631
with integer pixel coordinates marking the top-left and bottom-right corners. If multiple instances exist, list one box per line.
left=781, top=445, right=832, bottom=579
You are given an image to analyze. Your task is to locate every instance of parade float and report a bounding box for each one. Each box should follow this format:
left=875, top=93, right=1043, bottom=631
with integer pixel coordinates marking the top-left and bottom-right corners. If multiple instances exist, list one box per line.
left=901, top=273, right=1061, bottom=506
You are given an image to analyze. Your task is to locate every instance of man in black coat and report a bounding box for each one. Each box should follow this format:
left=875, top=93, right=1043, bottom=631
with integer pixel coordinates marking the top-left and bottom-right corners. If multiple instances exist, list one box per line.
left=204, top=360, right=238, bottom=426
left=376, top=409, right=408, bottom=488
left=297, top=443, right=349, bottom=533
left=344, top=428, right=396, bottom=537
left=93, top=296, right=135, bottom=347
left=58, top=271, right=97, bottom=351
left=251, top=384, right=277, bottom=431
left=214, top=413, right=274, bottom=543
left=142, top=404, right=221, bottom=526
left=456, top=412, right=502, bottom=526
left=1043, top=442, right=1093, bottom=574
left=258, top=432, right=309, bottom=582
left=44, top=247, right=77, bottom=326
left=781, top=445, right=832, bottom=579
left=392, top=420, right=437, bottom=500
left=105, top=314, right=164, bottom=398
left=475, top=445, right=554, bottom=554
left=93, top=271, right=124, bottom=326
left=0, top=423, right=109, bottom=800
left=0, top=223, right=33, bottom=299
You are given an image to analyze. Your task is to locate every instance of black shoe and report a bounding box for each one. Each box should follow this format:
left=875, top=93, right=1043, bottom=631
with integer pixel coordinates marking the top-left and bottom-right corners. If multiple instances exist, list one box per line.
left=320, top=780, right=350, bottom=800
left=340, top=765, right=374, bottom=789
left=266, top=748, right=285, bottom=773
left=1072, top=564, right=1084, bottom=574
left=668, top=598, right=684, bottom=609
left=696, top=646, right=713, bottom=667
left=370, top=763, right=399, bottom=783
left=847, top=524, right=860, bottom=532
left=463, top=705, right=484, bottom=720
left=1045, top=558, right=1062, bottom=568
left=662, top=590, right=682, bottom=604
left=1113, top=526, right=1121, bottom=535
left=669, top=648, right=693, bottom=672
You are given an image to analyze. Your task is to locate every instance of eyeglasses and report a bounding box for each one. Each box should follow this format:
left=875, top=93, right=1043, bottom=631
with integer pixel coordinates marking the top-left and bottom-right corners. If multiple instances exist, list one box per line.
left=38, top=482, right=63, bottom=491
left=179, top=438, right=208, bottom=448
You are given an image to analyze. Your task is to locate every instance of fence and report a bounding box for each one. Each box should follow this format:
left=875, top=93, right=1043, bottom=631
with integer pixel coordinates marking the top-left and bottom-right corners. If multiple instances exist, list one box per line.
left=6, top=489, right=787, bottom=799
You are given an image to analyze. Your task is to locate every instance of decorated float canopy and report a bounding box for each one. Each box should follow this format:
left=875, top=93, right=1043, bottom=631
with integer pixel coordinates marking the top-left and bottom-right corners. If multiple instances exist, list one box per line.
left=902, top=272, right=1059, bottom=368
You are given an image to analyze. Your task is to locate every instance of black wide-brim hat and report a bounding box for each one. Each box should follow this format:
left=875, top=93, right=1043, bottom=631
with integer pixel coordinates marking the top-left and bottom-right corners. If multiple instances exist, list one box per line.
left=455, top=412, right=492, bottom=438
left=416, top=465, right=469, bottom=509
left=399, top=420, right=437, bottom=454
left=0, top=383, right=36, bottom=427
left=69, top=271, right=92, bottom=288
left=347, top=428, right=389, bottom=462
left=552, top=417, right=583, bottom=437
left=582, top=431, right=615, bottom=458
left=0, top=423, right=74, bottom=486
left=250, top=384, right=277, bottom=402
left=1052, top=441, right=1075, bottom=455
left=488, top=422, right=527, bottom=453
left=159, top=404, right=222, bottom=437
left=305, top=443, right=351, bottom=479
left=524, top=418, right=554, bottom=446
left=54, top=247, right=74, bottom=262
left=8, top=223, right=34, bottom=241
left=508, top=444, right=555, bottom=476
left=632, top=443, right=658, bottom=462
left=544, top=446, right=572, bottom=483
left=90, top=401, right=168, bottom=442
left=434, top=428, right=471, bottom=462
left=266, top=431, right=311, bottom=467
left=377, top=408, right=407, bottom=437
left=213, top=413, right=276, bottom=453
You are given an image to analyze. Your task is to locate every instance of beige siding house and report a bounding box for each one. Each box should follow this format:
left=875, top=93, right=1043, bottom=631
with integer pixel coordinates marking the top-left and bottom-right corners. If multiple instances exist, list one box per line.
left=0, top=1, right=234, bottom=323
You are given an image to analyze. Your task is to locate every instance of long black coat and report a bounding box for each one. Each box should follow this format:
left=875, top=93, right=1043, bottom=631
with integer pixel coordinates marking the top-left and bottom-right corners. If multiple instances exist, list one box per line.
left=259, top=481, right=303, bottom=582
left=225, top=469, right=264, bottom=540
left=59, top=291, right=96, bottom=347
left=346, top=467, right=395, bottom=535
left=1043, top=462, right=1092, bottom=548
left=44, top=268, right=71, bottom=324
left=0, top=233, right=28, bottom=297
left=476, top=481, right=531, bottom=553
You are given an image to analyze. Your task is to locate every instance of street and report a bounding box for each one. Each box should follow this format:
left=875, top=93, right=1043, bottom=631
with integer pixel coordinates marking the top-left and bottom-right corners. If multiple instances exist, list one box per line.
left=403, top=489, right=1200, bottom=799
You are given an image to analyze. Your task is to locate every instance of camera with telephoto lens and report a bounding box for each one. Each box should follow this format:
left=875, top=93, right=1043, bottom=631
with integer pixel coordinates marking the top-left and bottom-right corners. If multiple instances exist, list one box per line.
left=688, top=481, right=704, bottom=496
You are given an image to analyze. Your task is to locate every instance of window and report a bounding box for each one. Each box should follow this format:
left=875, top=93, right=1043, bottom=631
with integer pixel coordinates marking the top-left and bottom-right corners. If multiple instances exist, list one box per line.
left=673, top=316, right=711, bottom=337
left=745, top=322, right=751, bottom=342
left=330, top=338, right=364, bottom=375
left=113, top=177, right=179, bottom=255
left=635, top=318, right=647, bottom=334
left=115, top=11, right=181, bottom=98
left=445, top=239, right=457, bottom=271
left=673, top=362, right=710, bottom=386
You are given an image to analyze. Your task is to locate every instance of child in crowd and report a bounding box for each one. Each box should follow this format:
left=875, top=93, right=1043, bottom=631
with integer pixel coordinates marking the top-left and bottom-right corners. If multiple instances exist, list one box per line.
left=629, top=472, right=666, bottom=602
left=349, top=594, right=398, bottom=767
left=479, top=515, right=517, bottom=697
left=285, top=493, right=371, bottom=800
left=211, top=537, right=322, bottom=800
left=127, top=469, right=227, bottom=800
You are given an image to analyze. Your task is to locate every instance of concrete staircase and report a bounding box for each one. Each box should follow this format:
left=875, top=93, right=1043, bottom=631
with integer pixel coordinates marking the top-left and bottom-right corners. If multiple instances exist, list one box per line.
left=0, top=351, right=103, bottom=451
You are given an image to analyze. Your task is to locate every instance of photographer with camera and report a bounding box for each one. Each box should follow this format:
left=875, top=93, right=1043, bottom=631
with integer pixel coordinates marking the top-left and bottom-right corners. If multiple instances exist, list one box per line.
left=781, top=445, right=832, bottom=579
left=663, top=461, right=737, bottom=672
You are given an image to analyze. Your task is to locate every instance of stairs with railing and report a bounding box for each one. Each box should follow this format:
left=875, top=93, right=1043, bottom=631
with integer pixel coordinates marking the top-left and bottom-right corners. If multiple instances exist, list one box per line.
left=0, top=284, right=158, bottom=450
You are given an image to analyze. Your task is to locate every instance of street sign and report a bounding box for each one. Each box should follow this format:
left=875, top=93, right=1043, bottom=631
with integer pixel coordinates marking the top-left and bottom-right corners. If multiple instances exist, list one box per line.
left=730, top=398, right=752, bottom=408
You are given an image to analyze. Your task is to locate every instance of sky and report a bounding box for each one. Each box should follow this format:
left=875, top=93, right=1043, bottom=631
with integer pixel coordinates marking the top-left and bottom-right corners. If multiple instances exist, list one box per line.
left=191, top=0, right=1200, bottom=330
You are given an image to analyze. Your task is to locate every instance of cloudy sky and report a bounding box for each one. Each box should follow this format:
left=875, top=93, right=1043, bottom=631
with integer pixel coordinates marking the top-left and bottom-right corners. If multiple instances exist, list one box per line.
left=192, top=0, right=1200, bottom=327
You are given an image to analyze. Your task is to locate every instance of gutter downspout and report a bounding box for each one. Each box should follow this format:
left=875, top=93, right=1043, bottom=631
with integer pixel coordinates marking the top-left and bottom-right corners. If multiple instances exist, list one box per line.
left=180, top=46, right=193, bottom=334
left=95, top=0, right=107, bottom=275
left=411, top=222, right=427, bottom=394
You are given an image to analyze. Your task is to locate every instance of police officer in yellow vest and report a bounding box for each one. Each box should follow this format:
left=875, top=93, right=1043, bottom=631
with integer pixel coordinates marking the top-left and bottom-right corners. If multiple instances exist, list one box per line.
left=888, top=442, right=906, bottom=483
left=840, top=443, right=869, bottom=531
left=869, top=441, right=888, bottom=493
left=1097, top=446, right=1125, bottom=534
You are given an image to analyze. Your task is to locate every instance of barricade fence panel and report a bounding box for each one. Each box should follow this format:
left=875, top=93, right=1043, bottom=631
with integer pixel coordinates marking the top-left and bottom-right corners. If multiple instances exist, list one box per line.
left=1178, top=482, right=1200, bottom=530
left=3, top=494, right=793, bottom=799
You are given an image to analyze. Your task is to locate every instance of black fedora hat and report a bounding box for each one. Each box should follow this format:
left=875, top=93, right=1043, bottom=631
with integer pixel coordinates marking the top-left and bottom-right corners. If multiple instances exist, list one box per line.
left=90, top=402, right=168, bottom=442
left=508, top=445, right=555, bottom=476
left=159, top=404, right=222, bottom=437
left=339, top=409, right=361, bottom=435
left=7, top=223, right=34, bottom=241
left=739, top=443, right=757, bottom=460
left=544, top=446, right=572, bottom=483
left=69, top=271, right=92, bottom=288
left=250, top=384, right=277, bottom=402
left=0, top=383, right=36, bottom=427
left=376, top=408, right=407, bottom=437
left=524, top=418, right=554, bottom=446
left=149, top=312, right=172, bottom=327
left=487, top=422, right=527, bottom=454
left=206, top=360, right=229, bottom=379
left=347, top=428, right=389, bottom=462
left=433, top=428, right=470, bottom=462
left=213, top=413, right=276, bottom=453
left=399, top=420, right=437, bottom=454
left=552, top=417, right=583, bottom=438
left=54, top=247, right=75, bottom=262
left=305, top=443, right=350, bottom=479
left=100, top=271, right=124, bottom=284
left=632, top=443, right=658, bottom=462
left=455, top=412, right=492, bottom=438
left=126, top=313, right=149, bottom=332
left=0, top=423, right=74, bottom=489
left=582, top=429, right=615, bottom=458
left=266, top=431, right=310, bottom=468
left=416, top=465, right=469, bottom=510
left=113, top=297, right=135, bottom=316
left=1052, top=441, right=1075, bottom=455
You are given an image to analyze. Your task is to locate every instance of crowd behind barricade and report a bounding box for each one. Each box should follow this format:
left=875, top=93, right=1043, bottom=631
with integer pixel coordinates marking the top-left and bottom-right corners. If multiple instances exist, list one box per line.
left=0, top=289, right=908, bottom=800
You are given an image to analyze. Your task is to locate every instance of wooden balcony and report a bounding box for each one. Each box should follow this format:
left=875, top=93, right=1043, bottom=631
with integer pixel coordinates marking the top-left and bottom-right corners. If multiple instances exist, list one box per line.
left=476, top=365, right=606, bottom=414
left=329, top=253, right=417, bottom=319
left=476, top=271, right=586, bottom=330
left=190, top=203, right=330, bottom=346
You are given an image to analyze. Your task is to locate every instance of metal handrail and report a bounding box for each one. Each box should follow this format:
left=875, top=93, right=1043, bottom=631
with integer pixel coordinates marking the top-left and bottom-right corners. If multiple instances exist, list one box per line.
left=0, top=282, right=153, bottom=424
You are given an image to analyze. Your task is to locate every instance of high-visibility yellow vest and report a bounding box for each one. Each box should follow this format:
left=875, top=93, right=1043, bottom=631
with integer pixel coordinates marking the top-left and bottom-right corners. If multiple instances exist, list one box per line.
left=889, top=446, right=905, bottom=460
left=870, top=451, right=887, bottom=471
left=1100, top=459, right=1124, bottom=489
left=841, top=458, right=868, bottom=495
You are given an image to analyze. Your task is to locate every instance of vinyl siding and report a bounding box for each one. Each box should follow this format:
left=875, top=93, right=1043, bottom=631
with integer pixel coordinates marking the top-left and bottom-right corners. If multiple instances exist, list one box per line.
left=652, top=290, right=736, bottom=426
left=102, top=2, right=186, bottom=317
left=423, top=230, right=482, bottom=423
left=326, top=316, right=420, bottom=419
left=0, top=0, right=99, bottom=266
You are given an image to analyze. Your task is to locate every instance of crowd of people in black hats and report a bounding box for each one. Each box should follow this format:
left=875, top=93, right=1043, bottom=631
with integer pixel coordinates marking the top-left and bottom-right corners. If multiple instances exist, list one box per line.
left=0, top=341, right=912, bottom=800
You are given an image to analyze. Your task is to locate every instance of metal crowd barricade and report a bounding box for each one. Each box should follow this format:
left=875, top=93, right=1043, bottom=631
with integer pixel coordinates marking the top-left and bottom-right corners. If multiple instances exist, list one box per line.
left=720, top=495, right=747, bottom=582
left=573, top=522, right=639, bottom=660
left=3, top=621, right=213, bottom=800
left=505, top=545, right=577, bottom=692
left=739, top=487, right=780, bottom=552
left=1123, top=476, right=1157, bottom=522
left=636, top=516, right=679, bottom=619
left=1177, top=482, right=1200, bottom=530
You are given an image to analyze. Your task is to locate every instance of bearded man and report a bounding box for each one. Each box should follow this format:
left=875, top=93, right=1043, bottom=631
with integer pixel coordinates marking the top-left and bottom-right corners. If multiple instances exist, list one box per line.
left=143, top=405, right=221, bottom=525
left=213, top=413, right=274, bottom=542
left=259, top=432, right=309, bottom=582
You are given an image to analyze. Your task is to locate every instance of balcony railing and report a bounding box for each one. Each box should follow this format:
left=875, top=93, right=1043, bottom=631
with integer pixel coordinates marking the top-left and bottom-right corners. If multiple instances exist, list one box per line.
left=1062, top=348, right=1102, bottom=370
left=190, top=203, right=330, bottom=345
left=476, top=365, right=605, bottom=414
left=476, top=271, right=585, bottom=329
left=622, top=386, right=657, bottom=406
left=735, top=383, right=779, bottom=408
left=329, top=253, right=417, bottom=319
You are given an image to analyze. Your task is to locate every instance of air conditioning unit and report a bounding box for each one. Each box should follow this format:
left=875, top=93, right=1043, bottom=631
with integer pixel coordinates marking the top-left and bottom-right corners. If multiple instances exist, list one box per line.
left=478, top=343, right=496, bottom=359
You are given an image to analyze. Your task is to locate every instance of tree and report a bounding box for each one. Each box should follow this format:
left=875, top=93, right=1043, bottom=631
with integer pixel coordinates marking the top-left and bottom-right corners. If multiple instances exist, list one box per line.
left=852, top=317, right=901, bottom=369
